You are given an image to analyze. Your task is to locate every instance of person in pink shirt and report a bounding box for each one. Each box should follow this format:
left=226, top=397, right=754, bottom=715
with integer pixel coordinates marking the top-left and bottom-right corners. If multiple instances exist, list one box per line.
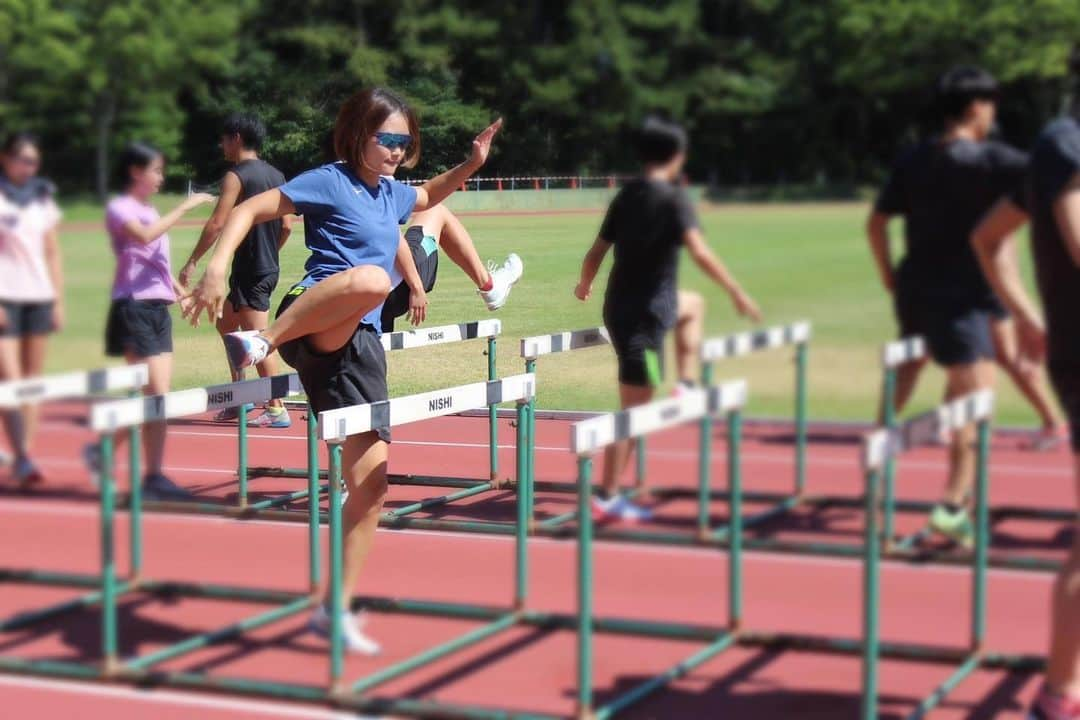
left=85, top=142, right=213, bottom=500
left=0, top=132, right=64, bottom=486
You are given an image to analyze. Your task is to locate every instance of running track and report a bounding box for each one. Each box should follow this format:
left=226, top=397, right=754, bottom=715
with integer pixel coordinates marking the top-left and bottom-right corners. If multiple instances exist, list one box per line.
left=0, top=402, right=1072, bottom=718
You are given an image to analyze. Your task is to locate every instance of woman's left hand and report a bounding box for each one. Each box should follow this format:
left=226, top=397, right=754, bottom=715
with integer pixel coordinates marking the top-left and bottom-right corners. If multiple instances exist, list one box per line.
left=469, top=118, right=503, bottom=169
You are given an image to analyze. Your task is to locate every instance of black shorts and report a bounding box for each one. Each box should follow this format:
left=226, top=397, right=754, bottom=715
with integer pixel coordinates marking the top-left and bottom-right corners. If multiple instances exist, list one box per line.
left=228, top=271, right=279, bottom=313
left=606, top=318, right=667, bottom=387
left=105, top=299, right=173, bottom=358
left=379, top=227, right=439, bottom=333
left=1049, top=355, right=1080, bottom=452
left=0, top=300, right=54, bottom=338
left=277, top=285, right=391, bottom=443
left=894, top=290, right=994, bottom=366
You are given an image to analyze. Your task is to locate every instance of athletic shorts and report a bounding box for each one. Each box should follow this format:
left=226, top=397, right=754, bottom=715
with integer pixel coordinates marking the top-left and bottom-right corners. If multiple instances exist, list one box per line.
left=105, top=299, right=173, bottom=358
left=606, top=317, right=667, bottom=387
left=228, top=271, right=279, bottom=313
left=894, top=290, right=994, bottom=366
left=0, top=300, right=54, bottom=338
left=379, top=227, right=439, bottom=334
left=276, top=284, right=391, bottom=443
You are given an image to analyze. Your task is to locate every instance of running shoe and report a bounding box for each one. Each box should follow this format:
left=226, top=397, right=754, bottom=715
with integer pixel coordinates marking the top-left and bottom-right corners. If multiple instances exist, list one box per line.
left=1027, top=688, right=1080, bottom=720
left=248, top=408, right=291, bottom=428
left=142, top=473, right=194, bottom=502
left=478, top=253, right=524, bottom=311
left=222, top=330, right=270, bottom=371
left=13, top=457, right=43, bottom=487
left=309, top=604, right=380, bottom=656
left=0, top=449, right=10, bottom=467
left=83, top=442, right=103, bottom=488
left=928, top=504, right=974, bottom=549
left=1022, top=426, right=1066, bottom=452
left=591, top=494, right=652, bottom=522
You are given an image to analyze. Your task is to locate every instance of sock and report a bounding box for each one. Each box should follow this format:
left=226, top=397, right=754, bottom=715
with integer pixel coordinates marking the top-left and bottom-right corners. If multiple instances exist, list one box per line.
left=479, top=276, right=494, bottom=292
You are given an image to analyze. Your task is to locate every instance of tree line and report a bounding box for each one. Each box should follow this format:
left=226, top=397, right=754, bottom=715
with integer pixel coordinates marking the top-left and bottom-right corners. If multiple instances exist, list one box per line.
left=2, top=0, right=1078, bottom=196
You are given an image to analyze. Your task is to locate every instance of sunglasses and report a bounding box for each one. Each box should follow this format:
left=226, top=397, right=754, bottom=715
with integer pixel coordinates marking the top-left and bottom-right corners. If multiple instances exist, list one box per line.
left=374, top=132, right=412, bottom=152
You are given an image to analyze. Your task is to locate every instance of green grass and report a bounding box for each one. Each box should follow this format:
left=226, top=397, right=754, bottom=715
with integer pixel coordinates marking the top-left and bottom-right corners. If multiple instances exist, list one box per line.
left=47, top=201, right=1048, bottom=426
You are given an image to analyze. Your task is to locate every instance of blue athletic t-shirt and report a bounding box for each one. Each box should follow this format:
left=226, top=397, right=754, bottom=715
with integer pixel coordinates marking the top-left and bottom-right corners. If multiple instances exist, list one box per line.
left=279, top=162, right=417, bottom=332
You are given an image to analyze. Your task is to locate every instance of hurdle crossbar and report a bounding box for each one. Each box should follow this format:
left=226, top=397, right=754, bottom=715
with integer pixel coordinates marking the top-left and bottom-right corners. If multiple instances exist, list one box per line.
left=0, top=365, right=148, bottom=408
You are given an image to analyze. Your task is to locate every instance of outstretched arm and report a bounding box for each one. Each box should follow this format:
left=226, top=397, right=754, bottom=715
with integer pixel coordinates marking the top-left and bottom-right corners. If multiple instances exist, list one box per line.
left=683, top=228, right=762, bottom=322
left=413, top=119, right=503, bottom=211
left=574, top=237, right=611, bottom=301
left=185, top=188, right=295, bottom=326
left=866, top=210, right=895, bottom=293
left=120, top=192, right=215, bottom=246
left=180, top=172, right=242, bottom=286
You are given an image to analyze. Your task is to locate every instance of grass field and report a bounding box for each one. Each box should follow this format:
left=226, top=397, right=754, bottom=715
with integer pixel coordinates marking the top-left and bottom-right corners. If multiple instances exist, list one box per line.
left=47, top=199, right=1048, bottom=426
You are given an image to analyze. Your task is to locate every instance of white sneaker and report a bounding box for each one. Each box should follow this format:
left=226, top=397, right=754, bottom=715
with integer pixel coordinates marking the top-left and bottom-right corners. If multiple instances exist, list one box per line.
left=223, top=330, right=270, bottom=371
left=591, top=494, right=652, bottom=522
left=308, top=604, right=381, bottom=656
left=478, top=253, right=523, bottom=311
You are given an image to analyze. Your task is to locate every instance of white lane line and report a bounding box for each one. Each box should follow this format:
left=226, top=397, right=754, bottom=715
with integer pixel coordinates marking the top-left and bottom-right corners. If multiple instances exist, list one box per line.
left=0, top=498, right=1058, bottom=584
left=0, top=673, right=366, bottom=718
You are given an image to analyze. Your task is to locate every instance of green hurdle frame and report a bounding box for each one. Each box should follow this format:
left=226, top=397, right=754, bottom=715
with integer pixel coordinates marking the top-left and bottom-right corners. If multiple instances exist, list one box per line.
left=860, top=389, right=1044, bottom=719
left=875, top=336, right=1074, bottom=569
left=243, top=320, right=507, bottom=524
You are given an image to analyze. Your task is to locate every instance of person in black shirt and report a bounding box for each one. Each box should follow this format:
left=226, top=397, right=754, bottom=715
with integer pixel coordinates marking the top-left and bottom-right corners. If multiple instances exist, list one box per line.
left=973, top=74, right=1080, bottom=720
left=866, top=66, right=1060, bottom=547
left=181, top=113, right=294, bottom=428
left=575, top=116, right=761, bottom=521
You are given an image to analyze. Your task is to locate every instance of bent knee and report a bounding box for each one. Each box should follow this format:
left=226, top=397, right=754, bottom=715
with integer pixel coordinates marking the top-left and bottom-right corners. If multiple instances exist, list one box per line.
left=346, top=266, right=392, bottom=298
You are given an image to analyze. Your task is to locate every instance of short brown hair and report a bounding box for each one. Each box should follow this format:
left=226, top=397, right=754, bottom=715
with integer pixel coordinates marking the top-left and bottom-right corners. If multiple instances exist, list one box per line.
left=333, top=87, right=421, bottom=171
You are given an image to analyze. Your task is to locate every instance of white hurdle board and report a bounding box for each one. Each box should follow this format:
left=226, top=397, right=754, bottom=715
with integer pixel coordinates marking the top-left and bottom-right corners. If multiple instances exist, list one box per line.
left=320, top=373, right=537, bottom=442
left=881, top=336, right=927, bottom=369
left=0, top=365, right=149, bottom=408
left=91, top=374, right=303, bottom=432
left=571, top=380, right=748, bottom=455
left=520, top=328, right=610, bottom=360
left=382, top=319, right=501, bottom=352
left=701, top=321, right=811, bottom=362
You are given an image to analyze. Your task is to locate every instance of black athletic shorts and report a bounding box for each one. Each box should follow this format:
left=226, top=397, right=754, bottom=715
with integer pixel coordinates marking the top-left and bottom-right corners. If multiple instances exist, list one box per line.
left=379, top=226, right=439, bottom=334
left=277, top=284, right=391, bottom=443
left=894, top=289, right=994, bottom=366
left=0, top=300, right=54, bottom=338
left=606, top=316, right=667, bottom=387
left=228, top=271, right=279, bottom=313
left=105, top=299, right=173, bottom=358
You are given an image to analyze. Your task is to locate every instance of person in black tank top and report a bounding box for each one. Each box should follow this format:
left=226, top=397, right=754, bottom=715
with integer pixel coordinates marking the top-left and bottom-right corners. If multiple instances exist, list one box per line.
left=181, top=113, right=293, bottom=427
left=867, top=66, right=1062, bottom=550
left=973, top=58, right=1080, bottom=719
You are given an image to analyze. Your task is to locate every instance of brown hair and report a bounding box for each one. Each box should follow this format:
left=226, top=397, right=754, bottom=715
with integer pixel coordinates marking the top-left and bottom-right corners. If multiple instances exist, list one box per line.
left=333, top=87, right=421, bottom=171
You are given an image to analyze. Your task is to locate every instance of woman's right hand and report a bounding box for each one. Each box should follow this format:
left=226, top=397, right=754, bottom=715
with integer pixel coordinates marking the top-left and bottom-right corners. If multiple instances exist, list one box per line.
left=183, top=192, right=216, bottom=213
left=183, top=263, right=228, bottom=328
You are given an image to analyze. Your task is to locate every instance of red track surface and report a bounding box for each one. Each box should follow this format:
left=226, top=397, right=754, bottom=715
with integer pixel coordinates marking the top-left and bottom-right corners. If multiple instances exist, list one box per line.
left=0, top=403, right=1072, bottom=718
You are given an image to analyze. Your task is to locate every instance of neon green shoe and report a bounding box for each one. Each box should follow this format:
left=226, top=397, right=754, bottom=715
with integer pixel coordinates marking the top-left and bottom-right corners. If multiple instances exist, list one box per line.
left=929, top=504, right=974, bottom=549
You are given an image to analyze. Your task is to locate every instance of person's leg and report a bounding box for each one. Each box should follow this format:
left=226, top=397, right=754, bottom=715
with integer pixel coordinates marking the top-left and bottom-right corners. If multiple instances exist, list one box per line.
left=129, top=351, right=172, bottom=477
left=0, top=336, right=27, bottom=462
left=889, top=357, right=929, bottom=419
left=600, top=383, right=656, bottom=497
left=941, top=359, right=995, bottom=506
left=331, top=431, right=388, bottom=609
left=235, top=305, right=285, bottom=412
left=18, top=334, right=48, bottom=455
left=216, top=302, right=245, bottom=383
left=1045, top=455, right=1080, bottom=696
left=991, top=317, right=1062, bottom=433
left=261, top=267, right=391, bottom=355
left=674, top=290, right=705, bottom=384
left=415, top=205, right=490, bottom=288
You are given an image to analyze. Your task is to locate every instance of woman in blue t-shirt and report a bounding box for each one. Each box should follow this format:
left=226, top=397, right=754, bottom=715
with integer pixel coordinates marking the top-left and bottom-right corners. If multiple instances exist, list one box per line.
left=186, top=87, right=499, bottom=655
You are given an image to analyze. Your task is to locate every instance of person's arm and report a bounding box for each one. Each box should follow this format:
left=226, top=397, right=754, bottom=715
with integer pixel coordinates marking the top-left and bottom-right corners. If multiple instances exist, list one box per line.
left=180, top=173, right=242, bottom=286
left=683, top=228, right=762, bottom=322
left=394, top=233, right=427, bottom=325
left=278, top=214, right=295, bottom=251
left=119, top=192, right=215, bottom=246
left=1053, top=172, right=1080, bottom=267
left=413, top=119, right=502, bottom=211
left=866, top=211, right=896, bottom=293
left=186, top=188, right=295, bottom=326
left=43, top=226, right=64, bottom=331
left=971, top=197, right=1044, bottom=359
left=574, top=237, right=611, bottom=301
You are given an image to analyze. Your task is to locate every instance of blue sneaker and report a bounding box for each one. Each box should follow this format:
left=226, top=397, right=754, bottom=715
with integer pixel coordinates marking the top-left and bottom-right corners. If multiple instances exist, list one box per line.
left=248, top=408, right=291, bottom=428
left=142, top=473, right=194, bottom=502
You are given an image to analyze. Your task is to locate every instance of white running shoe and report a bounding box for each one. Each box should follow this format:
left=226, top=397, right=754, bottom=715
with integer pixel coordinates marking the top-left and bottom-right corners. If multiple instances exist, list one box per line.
left=591, top=494, right=652, bottom=522
left=478, top=253, right=524, bottom=311
left=308, top=604, right=381, bottom=656
left=223, top=330, right=270, bottom=371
